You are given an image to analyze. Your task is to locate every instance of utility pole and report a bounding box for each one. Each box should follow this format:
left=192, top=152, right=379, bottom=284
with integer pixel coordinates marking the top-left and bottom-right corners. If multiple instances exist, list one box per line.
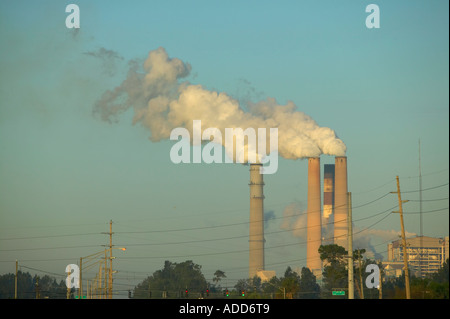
left=104, top=249, right=108, bottom=298
left=392, top=175, right=411, bottom=299
left=15, top=260, right=18, bottom=299
left=102, top=220, right=115, bottom=299
left=66, top=265, right=71, bottom=299
left=79, top=257, right=82, bottom=299
left=109, top=220, right=113, bottom=299
left=347, top=192, right=354, bottom=299
left=148, top=281, right=151, bottom=299
left=104, top=220, right=114, bottom=299
left=358, top=250, right=364, bottom=299
left=35, top=277, right=40, bottom=299
left=378, top=261, right=382, bottom=299
left=418, top=139, right=423, bottom=279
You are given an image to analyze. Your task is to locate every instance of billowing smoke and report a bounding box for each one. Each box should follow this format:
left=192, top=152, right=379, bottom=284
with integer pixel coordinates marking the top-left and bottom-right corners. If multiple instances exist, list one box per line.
left=353, top=228, right=417, bottom=260
left=281, top=203, right=334, bottom=245
left=281, top=203, right=307, bottom=239
left=94, top=47, right=346, bottom=160
left=84, top=47, right=124, bottom=76
left=264, top=210, right=276, bottom=230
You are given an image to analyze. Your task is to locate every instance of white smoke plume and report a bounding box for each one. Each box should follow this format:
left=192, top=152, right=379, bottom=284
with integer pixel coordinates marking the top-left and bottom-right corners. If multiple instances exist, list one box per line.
left=94, top=47, right=346, bottom=160
left=281, top=203, right=307, bottom=239
left=353, top=228, right=417, bottom=260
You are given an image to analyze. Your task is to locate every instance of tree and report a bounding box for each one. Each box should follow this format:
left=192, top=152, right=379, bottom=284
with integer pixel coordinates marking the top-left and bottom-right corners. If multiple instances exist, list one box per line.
left=298, top=267, right=320, bottom=299
left=319, top=244, right=348, bottom=297
left=234, top=278, right=249, bottom=294
left=213, top=270, right=226, bottom=287
left=319, top=244, right=347, bottom=264
left=427, top=258, right=449, bottom=299
left=432, top=258, right=449, bottom=284
left=280, top=267, right=300, bottom=299
left=0, top=271, right=67, bottom=299
left=261, top=276, right=281, bottom=298
left=133, top=260, right=207, bottom=299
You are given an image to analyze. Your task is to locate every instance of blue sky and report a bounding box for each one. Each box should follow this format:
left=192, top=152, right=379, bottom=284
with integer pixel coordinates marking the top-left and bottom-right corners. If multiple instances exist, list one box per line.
left=0, top=1, right=448, bottom=295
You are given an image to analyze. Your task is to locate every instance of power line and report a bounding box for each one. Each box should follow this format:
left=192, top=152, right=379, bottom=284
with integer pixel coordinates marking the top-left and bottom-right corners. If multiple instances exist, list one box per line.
left=1, top=182, right=446, bottom=242
left=118, top=210, right=395, bottom=261
left=113, top=205, right=398, bottom=248
left=112, top=192, right=394, bottom=236
left=2, top=201, right=446, bottom=254
left=18, top=265, right=66, bottom=278
left=402, top=207, right=448, bottom=215
left=0, top=232, right=102, bottom=241
left=0, top=244, right=102, bottom=252
left=401, top=182, right=448, bottom=193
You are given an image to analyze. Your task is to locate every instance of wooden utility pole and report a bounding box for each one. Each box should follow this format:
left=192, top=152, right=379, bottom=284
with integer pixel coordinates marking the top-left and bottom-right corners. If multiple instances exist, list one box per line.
left=15, top=260, right=18, bottom=299
left=66, top=265, right=71, bottom=299
left=104, top=249, right=108, bottom=299
left=347, top=192, right=354, bottom=299
left=378, top=262, right=383, bottom=299
left=392, top=176, right=411, bottom=299
left=358, top=250, right=364, bottom=299
left=101, top=220, right=116, bottom=299
left=35, top=277, right=40, bottom=299
left=418, top=139, right=423, bottom=279
left=79, top=257, right=82, bottom=299
left=108, top=220, right=113, bottom=299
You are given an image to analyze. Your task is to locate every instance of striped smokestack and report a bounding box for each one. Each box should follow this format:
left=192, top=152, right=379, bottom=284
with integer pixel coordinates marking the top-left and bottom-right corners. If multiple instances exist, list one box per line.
left=323, top=164, right=335, bottom=220
left=323, top=164, right=335, bottom=246
left=306, top=157, right=322, bottom=276
left=249, top=163, right=265, bottom=278
left=334, top=156, right=348, bottom=249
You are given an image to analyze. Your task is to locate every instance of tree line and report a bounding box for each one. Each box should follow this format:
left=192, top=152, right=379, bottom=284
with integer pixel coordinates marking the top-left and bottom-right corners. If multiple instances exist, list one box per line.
left=0, top=271, right=68, bottom=299
left=1, top=244, right=448, bottom=299
left=130, top=244, right=449, bottom=299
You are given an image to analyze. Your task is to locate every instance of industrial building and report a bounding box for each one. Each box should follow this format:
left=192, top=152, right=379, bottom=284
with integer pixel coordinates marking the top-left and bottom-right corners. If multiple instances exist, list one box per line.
left=384, top=236, right=449, bottom=278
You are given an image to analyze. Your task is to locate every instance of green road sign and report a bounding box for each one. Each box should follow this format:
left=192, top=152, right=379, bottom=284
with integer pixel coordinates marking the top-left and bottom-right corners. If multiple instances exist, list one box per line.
left=332, top=291, right=345, bottom=296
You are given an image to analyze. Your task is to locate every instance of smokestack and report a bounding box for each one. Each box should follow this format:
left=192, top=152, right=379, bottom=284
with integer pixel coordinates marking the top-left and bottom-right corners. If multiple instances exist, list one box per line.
left=323, top=164, right=335, bottom=245
left=307, top=157, right=322, bottom=276
left=249, top=163, right=265, bottom=278
left=334, top=156, right=348, bottom=249
left=323, top=164, right=335, bottom=220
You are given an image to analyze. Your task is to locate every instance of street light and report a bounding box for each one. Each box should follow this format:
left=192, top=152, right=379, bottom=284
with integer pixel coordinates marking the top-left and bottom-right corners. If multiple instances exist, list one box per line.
left=79, top=247, right=126, bottom=299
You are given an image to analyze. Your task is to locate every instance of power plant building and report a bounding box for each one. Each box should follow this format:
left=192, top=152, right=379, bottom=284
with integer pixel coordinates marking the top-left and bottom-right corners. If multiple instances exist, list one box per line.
left=384, top=236, right=449, bottom=278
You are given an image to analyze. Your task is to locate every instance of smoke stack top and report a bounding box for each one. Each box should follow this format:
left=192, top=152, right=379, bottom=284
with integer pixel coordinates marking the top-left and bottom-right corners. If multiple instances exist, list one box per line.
left=94, top=47, right=346, bottom=159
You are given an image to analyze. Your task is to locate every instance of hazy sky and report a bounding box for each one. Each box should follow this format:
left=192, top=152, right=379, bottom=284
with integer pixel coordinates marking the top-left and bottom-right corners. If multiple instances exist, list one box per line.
left=0, top=1, right=448, bottom=296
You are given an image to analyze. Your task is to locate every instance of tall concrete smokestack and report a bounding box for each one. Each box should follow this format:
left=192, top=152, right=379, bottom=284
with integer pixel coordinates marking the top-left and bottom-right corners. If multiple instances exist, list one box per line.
left=249, top=163, right=265, bottom=278
left=334, top=156, right=348, bottom=249
left=307, top=157, right=322, bottom=276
